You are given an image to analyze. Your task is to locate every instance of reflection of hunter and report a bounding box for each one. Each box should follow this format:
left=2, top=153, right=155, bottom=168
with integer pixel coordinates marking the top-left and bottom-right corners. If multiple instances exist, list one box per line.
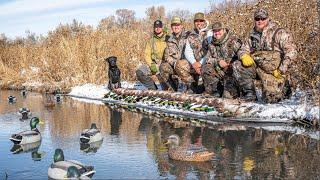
left=136, top=20, right=170, bottom=90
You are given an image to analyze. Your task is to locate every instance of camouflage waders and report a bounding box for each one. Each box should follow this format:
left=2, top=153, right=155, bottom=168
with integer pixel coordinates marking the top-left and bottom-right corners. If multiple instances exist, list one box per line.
left=233, top=51, right=285, bottom=103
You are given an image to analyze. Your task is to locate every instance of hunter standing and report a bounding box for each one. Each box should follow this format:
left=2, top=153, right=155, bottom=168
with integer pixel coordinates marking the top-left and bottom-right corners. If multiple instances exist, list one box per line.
left=201, top=22, right=242, bottom=98
left=233, top=8, right=297, bottom=102
left=136, top=20, right=170, bottom=90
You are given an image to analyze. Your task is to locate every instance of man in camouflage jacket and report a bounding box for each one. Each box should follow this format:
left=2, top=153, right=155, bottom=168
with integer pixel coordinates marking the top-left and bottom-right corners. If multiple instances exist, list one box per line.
left=201, top=22, right=242, bottom=98
left=234, top=8, right=297, bottom=102
left=160, top=15, right=206, bottom=93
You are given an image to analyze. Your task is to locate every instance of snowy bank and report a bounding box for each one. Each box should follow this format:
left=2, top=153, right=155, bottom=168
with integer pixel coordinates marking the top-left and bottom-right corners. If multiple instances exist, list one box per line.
left=68, top=82, right=319, bottom=122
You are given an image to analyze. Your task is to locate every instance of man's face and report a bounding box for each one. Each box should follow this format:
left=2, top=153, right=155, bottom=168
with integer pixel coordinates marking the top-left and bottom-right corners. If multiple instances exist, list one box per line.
left=213, top=28, right=225, bottom=40
left=171, top=24, right=183, bottom=35
left=154, top=27, right=163, bottom=35
left=194, top=19, right=206, bottom=31
left=255, top=17, right=269, bottom=32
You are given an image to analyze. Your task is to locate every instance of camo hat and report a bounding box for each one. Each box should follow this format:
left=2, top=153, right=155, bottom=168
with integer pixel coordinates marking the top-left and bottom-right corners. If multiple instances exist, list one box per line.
left=171, top=16, right=182, bottom=25
left=254, top=8, right=268, bottom=19
left=211, top=21, right=225, bottom=31
left=194, top=12, right=205, bottom=21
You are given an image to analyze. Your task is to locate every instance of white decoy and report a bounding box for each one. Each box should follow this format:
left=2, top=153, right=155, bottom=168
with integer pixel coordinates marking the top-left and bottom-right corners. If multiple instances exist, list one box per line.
left=48, top=149, right=95, bottom=179
left=10, top=117, right=43, bottom=145
left=80, top=123, right=103, bottom=144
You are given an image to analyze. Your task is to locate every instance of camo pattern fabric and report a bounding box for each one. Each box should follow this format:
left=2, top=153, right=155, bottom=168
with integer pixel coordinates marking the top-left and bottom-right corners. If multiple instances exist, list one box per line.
left=201, top=29, right=242, bottom=97
left=187, top=29, right=205, bottom=61
left=235, top=21, right=297, bottom=103
left=162, top=30, right=203, bottom=86
left=163, top=32, right=189, bottom=67
left=238, top=21, right=297, bottom=74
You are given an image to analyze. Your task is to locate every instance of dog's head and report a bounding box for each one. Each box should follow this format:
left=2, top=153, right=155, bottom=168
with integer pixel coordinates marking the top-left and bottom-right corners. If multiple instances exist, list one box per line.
left=105, top=56, right=117, bottom=68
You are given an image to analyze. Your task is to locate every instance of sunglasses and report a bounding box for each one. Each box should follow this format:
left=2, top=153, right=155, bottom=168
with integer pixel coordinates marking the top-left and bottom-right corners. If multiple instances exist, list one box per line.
left=255, top=17, right=267, bottom=21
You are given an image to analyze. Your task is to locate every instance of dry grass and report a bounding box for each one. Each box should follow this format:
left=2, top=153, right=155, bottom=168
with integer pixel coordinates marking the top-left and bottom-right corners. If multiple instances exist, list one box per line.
left=0, top=0, right=319, bottom=96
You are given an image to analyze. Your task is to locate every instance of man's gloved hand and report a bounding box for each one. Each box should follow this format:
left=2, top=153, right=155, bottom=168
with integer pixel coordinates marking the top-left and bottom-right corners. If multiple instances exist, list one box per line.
left=150, top=63, right=158, bottom=75
left=240, top=54, right=255, bottom=67
left=272, top=69, right=282, bottom=79
left=192, top=61, right=201, bottom=75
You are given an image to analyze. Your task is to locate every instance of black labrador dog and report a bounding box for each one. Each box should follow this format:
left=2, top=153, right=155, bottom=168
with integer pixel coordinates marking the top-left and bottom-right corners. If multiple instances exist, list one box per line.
left=106, top=56, right=121, bottom=90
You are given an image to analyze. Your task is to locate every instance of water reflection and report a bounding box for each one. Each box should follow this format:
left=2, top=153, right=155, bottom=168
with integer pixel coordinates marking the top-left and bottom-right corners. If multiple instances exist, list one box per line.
left=10, top=141, right=46, bottom=161
left=80, top=140, right=103, bottom=153
left=0, top=90, right=320, bottom=179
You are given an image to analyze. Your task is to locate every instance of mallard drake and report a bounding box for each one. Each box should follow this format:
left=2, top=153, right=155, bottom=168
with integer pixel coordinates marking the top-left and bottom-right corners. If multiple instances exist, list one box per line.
left=18, top=107, right=32, bottom=120
left=48, top=149, right=95, bottom=179
left=10, top=117, right=43, bottom=145
left=165, top=134, right=214, bottom=162
left=80, top=123, right=103, bottom=144
left=7, top=95, right=17, bottom=103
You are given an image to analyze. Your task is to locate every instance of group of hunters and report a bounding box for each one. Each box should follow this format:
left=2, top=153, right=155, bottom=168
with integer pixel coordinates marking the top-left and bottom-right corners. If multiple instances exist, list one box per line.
left=135, top=8, right=297, bottom=103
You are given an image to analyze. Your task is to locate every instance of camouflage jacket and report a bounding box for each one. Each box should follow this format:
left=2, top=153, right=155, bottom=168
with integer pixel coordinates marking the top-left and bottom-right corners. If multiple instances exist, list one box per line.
left=202, top=29, right=242, bottom=66
left=164, top=31, right=201, bottom=66
left=238, top=21, right=297, bottom=74
left=186, top=29, right=206, bottom=61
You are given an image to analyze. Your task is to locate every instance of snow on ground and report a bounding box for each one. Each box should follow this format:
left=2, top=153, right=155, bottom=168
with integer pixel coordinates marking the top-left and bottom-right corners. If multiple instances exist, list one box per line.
left=69, top=82, right=319, bottom=121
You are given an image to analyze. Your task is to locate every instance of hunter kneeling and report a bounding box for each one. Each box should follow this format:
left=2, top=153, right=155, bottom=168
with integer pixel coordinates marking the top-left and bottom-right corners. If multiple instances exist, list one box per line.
left=233, top=8, right=297, bottom=103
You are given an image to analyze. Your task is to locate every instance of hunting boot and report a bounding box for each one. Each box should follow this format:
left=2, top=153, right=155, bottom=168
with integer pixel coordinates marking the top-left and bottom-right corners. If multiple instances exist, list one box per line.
left=242, top=83, right=256, bottom=101
left=136, top=69, right=157, bottom=90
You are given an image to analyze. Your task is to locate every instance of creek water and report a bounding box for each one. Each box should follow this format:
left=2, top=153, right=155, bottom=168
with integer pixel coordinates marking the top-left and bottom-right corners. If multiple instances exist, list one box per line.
left=0, top=90, right=320, bottom=179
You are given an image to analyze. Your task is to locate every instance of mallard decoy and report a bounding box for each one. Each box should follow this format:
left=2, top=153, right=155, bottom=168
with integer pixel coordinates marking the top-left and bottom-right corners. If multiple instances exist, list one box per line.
left=18, top=107, right=32, bottom=120
left=48, top=149, right=95, bottom=179
left=10, top=117, right=43, bottom=145
left=7, top=96, right=17, bottom=103
left=80, top=123, right=103, bottom=144
left=165, top=134, right=214, bottom=162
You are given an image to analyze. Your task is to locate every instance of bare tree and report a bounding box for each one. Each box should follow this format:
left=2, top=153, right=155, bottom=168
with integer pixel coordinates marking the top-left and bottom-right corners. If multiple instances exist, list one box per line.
left=167, top=9, right=192, bottom=23
left=145, top=6, right=166, bottom=22
left=98, top=15, right=117, bottom=30
left=116, top=9, right=136, bottom=27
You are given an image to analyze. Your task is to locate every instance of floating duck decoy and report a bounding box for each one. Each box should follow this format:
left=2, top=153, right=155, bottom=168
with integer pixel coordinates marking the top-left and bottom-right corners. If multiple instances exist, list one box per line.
left=18, top=107, right=32, bottom=120
left=10, top=117, right=44, bottom=145
left=80, top=123, right=103, bottom=144
left=7, top=95, right=17, bottom=103
left=165, top=134, right=214, bottom=162
left=48, top=149, right=95, bottom=179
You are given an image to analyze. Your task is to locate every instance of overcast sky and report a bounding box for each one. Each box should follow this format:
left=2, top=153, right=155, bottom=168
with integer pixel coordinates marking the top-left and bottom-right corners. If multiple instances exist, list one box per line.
left=0, top=0, right=216, bottom=39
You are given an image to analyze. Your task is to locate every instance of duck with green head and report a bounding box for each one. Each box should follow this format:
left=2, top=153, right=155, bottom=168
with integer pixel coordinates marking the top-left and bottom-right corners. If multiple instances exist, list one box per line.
left=165, top=134, right=214, bottom=162
left=10, top=117, right=43, bottom=145
left=80, top=123, right=103, bottom=144
left=48, top=149, right=95, bottom=179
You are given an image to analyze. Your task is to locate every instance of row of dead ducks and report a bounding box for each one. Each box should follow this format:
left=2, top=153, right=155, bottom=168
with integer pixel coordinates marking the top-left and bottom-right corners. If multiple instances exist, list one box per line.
left=104, top=91, right=216, bottom=113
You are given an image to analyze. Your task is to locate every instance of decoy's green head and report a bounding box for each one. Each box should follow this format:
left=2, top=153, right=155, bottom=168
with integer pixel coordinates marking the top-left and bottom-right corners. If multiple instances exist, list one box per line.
left=30, top=117, right=40, bottom=130
left=67, top=166, right=80, bottom=178
left=91, top=123, right=98, bottom=129
left=54, top=148, right=64, bottom=162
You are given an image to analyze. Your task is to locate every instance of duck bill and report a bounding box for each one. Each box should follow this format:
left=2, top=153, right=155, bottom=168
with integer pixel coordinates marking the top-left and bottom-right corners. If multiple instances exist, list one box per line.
left=39, top=119, right=45, bottom=125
